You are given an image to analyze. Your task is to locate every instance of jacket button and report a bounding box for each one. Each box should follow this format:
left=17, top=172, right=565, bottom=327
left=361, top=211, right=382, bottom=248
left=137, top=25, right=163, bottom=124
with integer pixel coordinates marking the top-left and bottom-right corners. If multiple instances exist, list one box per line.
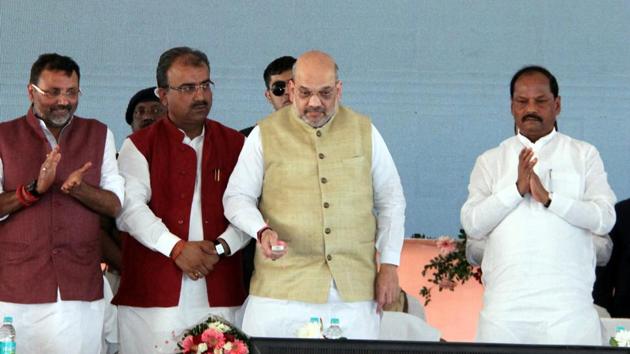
left=177, top=219, right=184, bottom=225
left=323, top=202, right=330, bottom=208
left=321, top=177, right=327, bottom=184
left=327, top=254, right=332, bottom=261
left=318, top=153, right=325, bottom=159
left=325, top=228, right=331, bottom=234
left=316, top=130, right=322, bottom=137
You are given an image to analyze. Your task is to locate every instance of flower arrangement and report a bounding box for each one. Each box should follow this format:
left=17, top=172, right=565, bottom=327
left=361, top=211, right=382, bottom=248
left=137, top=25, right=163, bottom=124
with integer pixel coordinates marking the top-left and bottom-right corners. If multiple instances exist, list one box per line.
left=177, top=315, right=251, bottom=354
left=610, top=328, right=630, bottom=347
left=418, top=229, right=482, bottom=305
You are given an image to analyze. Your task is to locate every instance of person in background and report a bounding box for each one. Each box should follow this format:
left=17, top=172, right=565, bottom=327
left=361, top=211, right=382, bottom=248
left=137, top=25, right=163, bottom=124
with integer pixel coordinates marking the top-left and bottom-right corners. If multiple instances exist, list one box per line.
left=125, top=86, right=166, bottom=133
left=593, top=198, right=630, bottom=317
left=240, top=55, right=296, bottom=137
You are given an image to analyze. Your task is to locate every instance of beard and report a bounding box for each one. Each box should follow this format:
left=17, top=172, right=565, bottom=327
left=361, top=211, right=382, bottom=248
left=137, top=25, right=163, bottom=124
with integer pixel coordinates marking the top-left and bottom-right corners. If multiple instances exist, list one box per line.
left=41, top=104, right=74, bottom=128
left=299, top=106, right=334, bottom=128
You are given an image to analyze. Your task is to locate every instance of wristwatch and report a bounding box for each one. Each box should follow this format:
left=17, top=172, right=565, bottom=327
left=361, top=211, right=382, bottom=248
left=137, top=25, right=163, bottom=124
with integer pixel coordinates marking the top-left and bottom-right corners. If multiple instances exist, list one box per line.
left=25, top=179, right=41, bottom=197
left=214, top=240, right=226, bottom=257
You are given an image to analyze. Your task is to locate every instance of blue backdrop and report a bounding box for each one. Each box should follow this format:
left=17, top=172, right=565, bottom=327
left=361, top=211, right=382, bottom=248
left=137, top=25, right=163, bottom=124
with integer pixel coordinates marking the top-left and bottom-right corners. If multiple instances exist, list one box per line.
left=1, top=0, right=628, bottom=237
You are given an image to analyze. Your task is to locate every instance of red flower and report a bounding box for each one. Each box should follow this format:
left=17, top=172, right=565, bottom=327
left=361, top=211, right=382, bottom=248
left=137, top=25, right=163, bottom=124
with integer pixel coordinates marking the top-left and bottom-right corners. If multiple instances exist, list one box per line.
left=436, top=236, right=457, bottom=256
left=181, top=335, right=195, bottom=353
left=201, top=328, right=225, bottom=349
left=226, top=339, right=249, bottom=354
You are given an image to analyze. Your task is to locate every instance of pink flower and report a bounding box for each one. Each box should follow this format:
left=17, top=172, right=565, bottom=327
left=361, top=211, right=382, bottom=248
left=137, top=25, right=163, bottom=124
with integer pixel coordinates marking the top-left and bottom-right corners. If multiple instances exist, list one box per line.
left=436, top=236, right=457, bottom=256
left=182, top=335, right=195, bottom=353
left=438, top=278, right=456, bottom=291
left=225, top=339, right=249, bottom=354
left=201, top=328, right=225, bottom=349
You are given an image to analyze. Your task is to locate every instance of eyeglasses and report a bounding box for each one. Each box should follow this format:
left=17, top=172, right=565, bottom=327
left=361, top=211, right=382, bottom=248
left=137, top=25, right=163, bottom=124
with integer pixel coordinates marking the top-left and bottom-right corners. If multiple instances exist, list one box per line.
left=31, top=84, right=81, bottom=99
left=270, top=81, right=287, bottom=97
left=134, top=106, right=164, bottom=117
left=296, top=85, right=336, bottom=101
left=167, top=80, right=214, bottom=95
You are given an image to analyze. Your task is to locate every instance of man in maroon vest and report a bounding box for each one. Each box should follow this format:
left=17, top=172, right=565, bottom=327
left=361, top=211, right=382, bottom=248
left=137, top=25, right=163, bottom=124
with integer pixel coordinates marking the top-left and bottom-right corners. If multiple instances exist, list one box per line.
left=0, top=53, right=124, bottom=353
left=113, top=47, right=249, bottom=353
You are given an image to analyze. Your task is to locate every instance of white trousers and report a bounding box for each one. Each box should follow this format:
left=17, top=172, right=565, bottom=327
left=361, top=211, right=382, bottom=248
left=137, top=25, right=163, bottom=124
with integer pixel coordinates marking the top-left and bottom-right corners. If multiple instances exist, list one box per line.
left=117, top=276, right=239, bottom=354
left=0, top=290, right=104, bottom=354
left=242, top=284, right=380, bottom=339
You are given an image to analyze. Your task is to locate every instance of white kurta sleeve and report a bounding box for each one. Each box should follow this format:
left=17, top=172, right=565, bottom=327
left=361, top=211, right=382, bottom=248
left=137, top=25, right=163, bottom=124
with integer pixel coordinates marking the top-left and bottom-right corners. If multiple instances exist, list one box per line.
left=99, top=129, right=125, bottom=205
left=218, top=224, right=251, bottom=255
left=223, top=126, right=267, bottom=238
left=371, top=125, right=406, bottom=266
left=115, top=138, right=181, bottom=257
left=460, top=154, right=523, bottom=240
left=547, top=146, right=617, bottom=235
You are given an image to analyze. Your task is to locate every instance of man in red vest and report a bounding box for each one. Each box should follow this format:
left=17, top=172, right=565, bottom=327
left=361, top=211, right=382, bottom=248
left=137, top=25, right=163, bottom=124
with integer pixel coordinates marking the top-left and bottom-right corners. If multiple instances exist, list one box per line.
left=113, top=47, right=250, bottom=353
left=0, top=53, right=125, bottom=353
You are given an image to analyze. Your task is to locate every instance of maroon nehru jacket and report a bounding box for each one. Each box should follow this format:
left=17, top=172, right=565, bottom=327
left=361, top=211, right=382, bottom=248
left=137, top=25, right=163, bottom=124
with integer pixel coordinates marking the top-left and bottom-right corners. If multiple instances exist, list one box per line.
left=113, top=117, right=246, bottom=308
left=0, top=108, right=106, bottom=303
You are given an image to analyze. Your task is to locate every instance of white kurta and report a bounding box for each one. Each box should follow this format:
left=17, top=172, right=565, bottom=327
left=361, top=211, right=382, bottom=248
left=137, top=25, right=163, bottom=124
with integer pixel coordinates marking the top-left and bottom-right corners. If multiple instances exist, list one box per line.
left=116, top=127, right=250, bottom=354
left=223, top=119, right=406, bottom=339
left=0, top=118, right=125, bottom=354
left=461, top=130, right=617, bottom=345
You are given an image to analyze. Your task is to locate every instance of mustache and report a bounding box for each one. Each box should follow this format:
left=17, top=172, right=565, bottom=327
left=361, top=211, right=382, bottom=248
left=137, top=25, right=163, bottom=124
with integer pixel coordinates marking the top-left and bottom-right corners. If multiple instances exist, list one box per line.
left=51, top=104, right=72, bottom=111
left=305, top=107, right=325, bottom=113
left=191, top=101, right=209, bottom=109
left=521, top=113, right=543, bottom=122
left=140, top=119, right=155, bottom=128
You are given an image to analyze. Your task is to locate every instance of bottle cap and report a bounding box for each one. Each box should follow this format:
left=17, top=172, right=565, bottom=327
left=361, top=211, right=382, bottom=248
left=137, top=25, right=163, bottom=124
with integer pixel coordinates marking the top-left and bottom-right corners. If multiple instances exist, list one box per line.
left=3, top=316, right=12, bottom=323
left=331, top=318, right=340, bottom=325
left=616, top=325, right=626, bottom=332
left=310, top=316, right=319, bottom=323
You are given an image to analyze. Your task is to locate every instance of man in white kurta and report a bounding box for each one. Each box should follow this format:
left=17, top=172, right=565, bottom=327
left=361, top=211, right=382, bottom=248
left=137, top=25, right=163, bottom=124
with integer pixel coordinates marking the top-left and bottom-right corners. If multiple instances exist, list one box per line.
left=223, top=51, right=406, bottom=339
left=461, top=66, right=616, bottom=345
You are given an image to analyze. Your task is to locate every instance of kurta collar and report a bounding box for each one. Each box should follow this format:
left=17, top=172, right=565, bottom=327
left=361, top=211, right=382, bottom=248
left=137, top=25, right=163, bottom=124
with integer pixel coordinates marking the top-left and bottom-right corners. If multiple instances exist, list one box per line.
left=517, top=128, right=557, bottom=152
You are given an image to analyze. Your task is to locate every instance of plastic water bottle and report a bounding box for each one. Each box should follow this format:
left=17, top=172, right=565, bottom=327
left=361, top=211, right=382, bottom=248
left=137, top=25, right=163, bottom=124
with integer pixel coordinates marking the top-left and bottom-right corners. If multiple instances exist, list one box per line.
left=0, top=316, right=16, bottom=354
left=323, top=317, right=343, bottom=339
left=616, top=325, right=626, bottom=333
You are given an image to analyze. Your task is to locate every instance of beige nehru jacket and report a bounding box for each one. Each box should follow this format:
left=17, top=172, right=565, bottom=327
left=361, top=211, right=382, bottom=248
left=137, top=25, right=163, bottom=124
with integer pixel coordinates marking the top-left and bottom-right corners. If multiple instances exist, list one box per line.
left=250, top=105, right=377, bottom=303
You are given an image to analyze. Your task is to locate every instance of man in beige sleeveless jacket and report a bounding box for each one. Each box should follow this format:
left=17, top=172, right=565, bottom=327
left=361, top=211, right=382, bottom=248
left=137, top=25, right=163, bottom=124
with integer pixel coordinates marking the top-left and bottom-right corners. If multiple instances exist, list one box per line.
left=224, top=50, right=406, bottom=339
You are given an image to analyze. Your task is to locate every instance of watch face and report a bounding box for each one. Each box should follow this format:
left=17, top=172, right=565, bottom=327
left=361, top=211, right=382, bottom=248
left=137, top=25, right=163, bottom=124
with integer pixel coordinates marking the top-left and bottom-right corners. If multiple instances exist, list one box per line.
left=215, top=243, right=225, bottom=255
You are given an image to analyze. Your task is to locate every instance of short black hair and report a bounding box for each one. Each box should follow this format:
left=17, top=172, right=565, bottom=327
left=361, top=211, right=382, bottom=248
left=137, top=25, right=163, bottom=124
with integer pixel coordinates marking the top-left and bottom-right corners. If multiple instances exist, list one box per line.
left=263, top=56, right=296, bottom=89
left=156, top=47, right=210, bottom=88
left=510, top=65, right=559, bottom=98
left=29, top=53, right=80, bottom=84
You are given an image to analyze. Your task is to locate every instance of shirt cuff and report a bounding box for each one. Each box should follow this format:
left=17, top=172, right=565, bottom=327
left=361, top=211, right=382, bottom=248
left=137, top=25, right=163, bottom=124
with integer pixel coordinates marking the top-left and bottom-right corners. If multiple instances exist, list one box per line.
left=547, top=192, right=573, bottom=218
left=379, top=250, right=401, bottom=266
left=496, top=183, right=523, bottom=208
left=155, top=232, right=182, bottom=258
left=218, top=226, right=248, bottom=255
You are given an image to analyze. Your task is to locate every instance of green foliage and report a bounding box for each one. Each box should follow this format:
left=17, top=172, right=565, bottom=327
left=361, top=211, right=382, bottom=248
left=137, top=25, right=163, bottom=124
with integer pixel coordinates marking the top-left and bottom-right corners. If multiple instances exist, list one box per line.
left=419, top=229, right=482, bottom=306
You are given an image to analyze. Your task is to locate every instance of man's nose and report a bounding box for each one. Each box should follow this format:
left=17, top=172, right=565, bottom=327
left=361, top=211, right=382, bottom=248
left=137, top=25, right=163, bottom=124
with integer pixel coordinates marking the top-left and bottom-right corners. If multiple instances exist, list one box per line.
left=307, top=93, right=322, bottom=106
left=56, top=95, right=70, bottom=105
left=525, top=100, right=538, bottom=113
